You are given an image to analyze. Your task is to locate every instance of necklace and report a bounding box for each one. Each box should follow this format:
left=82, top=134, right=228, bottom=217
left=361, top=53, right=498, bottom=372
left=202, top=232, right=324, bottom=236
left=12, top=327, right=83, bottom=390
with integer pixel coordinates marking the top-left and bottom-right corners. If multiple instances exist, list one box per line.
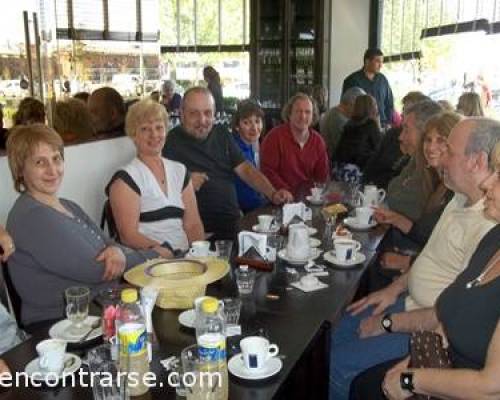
left=465, top=254, right=500, bottom=289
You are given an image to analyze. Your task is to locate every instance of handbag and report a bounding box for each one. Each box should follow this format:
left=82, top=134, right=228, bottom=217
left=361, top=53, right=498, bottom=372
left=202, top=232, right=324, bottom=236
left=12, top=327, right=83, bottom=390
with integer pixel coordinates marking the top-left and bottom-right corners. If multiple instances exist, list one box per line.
left=408, top=331, right=452, bottom=400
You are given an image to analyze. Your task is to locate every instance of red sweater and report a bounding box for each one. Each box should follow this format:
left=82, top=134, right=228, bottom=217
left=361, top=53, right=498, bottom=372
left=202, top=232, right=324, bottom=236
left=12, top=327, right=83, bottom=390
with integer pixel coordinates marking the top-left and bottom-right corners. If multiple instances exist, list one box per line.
left=260, top=123, right=330, bottom=198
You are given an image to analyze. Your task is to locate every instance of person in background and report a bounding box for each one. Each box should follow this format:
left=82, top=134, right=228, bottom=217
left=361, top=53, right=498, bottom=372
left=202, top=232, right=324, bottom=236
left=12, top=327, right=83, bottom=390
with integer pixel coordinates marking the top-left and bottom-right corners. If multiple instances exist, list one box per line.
left=437, top=99, right=454, bottom=111
left=260, top=92, right=330, bottom=199
left=163, top=87, right=292, bottom=240
left=320, top=87, right=366, bottom=159
left=108, top=100, right=205, bottom=257
left=87, top=87, right=126, bottom=138
left=13, top=97, right=45, bottom=126
left=232, top=100, right=268, bottom=213
left=312, top=84, right=328, bottom=115
left=385, top=100, right=442, bottom=221
left=73, top=91, right=90, bottom=103
left=342, top=48, right=394, bottom=128
left=457, top=91, right=485, bottom=117
left=150, top=90, right=160, bottom=103
left=52, top=98, right=96, bottom=144
left=335, top=94, right=382, bottom=171
left=203, top=66, right=224, bottom=115
left=350, top=140, right=500, bottom=400
left=364, top=91, right=428, bottom=190
left=5, top=124, right=158, bottom=326
left=161, top=80, right=182, bottom=114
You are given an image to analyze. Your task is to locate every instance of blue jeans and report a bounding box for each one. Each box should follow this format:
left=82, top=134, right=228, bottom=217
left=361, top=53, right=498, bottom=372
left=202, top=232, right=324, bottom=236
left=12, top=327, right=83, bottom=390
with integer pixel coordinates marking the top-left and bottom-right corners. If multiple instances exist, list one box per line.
left=329, top=295, right=409, bottom=400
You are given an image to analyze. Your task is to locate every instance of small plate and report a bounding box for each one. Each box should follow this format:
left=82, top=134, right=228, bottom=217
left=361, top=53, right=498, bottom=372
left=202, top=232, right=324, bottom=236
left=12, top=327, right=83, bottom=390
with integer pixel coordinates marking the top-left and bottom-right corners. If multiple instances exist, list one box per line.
left=49, top=316, right=102, bottom=343
left=25, top=353, right=82, bottom=383
left=306, top=195, right=324, bottom=205
left=309, top=238, right=321, bottom=247
left=178, top=309, right=196, bottom=329
left=252, top=224, right=280, bottom=234
left=344, top=217, right=377, bottom=230
left=278, top=248, right=322, bottom=265
left=228, top=354, right=282, bottom=380
left=324, top=251, right=366, bottom=267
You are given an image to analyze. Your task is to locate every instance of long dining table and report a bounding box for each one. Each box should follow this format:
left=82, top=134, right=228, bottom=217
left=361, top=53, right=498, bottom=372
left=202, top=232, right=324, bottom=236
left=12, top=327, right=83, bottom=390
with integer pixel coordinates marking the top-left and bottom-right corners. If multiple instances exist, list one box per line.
left=0, top=203, right=387, bottom=400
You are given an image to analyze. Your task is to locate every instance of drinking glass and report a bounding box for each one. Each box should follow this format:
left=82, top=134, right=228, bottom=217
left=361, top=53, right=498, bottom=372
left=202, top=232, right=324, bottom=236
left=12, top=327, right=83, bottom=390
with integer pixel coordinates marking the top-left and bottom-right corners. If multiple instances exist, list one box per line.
left=181, top=344, right=228, bottom=400
left=65, top=286, right=90, bottom=334
left=215, top=240, right=234, bottom=261
left=92, top=360, right=129, bottom=400
left=222, top=298, right=242, bottom=325
left=235, top=267, right=256, bottom=295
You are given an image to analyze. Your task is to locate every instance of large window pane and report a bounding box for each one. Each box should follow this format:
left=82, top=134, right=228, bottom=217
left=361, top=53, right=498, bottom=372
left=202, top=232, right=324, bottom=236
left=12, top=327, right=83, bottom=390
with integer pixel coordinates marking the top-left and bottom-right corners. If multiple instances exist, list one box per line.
left=179, top=0, right=195, bottom=45
left=196, top=0, right=218, bottom=45
left=221, top=0, right=245, bottom=45
left=73, top=0, right=104, bottom=30
left=160, top=0, right=178, bottom=45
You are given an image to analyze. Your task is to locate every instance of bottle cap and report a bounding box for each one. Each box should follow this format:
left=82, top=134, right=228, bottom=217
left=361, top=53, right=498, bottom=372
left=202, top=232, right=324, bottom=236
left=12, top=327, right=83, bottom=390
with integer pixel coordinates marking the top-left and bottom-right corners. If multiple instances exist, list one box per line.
left=121, top=288, right=138, bottom=303
left=201, top=298, right=219, bottom=313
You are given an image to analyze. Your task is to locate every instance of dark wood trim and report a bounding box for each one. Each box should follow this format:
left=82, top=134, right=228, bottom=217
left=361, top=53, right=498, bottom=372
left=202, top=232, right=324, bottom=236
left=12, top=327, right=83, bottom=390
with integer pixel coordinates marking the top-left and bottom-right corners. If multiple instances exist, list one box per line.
left=421, top=19, right=490, bottom=39
left=369, top=0, right=382, bottom=48
left=56, top=28, right=159, bottom=42
left=160, top=44, right=250, bottom=53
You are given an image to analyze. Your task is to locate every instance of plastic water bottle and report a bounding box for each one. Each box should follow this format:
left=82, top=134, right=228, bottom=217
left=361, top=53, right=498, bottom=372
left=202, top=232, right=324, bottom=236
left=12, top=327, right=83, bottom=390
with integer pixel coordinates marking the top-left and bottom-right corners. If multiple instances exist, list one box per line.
left=195, top=298, right=228, bottom=400
left=116, top=288, right=149, bottom=396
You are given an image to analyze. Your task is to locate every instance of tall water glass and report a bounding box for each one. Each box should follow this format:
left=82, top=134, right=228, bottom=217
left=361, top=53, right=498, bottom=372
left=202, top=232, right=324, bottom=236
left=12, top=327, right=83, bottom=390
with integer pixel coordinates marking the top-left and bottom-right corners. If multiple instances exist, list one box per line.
left=215, top=240, right=233, bottom=261
left=65, top=286, right=90, bottom=334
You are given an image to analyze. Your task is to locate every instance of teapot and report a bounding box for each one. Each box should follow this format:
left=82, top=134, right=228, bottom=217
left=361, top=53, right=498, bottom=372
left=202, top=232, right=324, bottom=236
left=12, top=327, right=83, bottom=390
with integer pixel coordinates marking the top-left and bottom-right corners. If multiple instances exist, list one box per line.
left=287, top=223, right=311, bottom=260
left=358, top=185, right=386, bottom=207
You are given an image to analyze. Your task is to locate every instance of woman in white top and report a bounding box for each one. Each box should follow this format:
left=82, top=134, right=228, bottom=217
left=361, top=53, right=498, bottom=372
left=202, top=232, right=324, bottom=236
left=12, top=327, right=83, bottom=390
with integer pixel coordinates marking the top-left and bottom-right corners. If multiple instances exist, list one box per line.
left=108, top=100, right=205, bottom=258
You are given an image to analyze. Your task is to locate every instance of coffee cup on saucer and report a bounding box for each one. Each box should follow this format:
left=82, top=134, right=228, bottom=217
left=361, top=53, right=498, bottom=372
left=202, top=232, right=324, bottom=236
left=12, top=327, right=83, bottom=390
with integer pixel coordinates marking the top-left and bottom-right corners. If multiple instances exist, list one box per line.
left=188, top=240, right=210, bottom=257
left=36, top=339, right=67, bottom=374
left=354, top=207, right=374, bottom=225
left=310, top=187, right=323, bottom=202
left=300, top=274, right=320, bottom=288
left=240, top=336, right=279, bottom=372
left=258, top=215, right=274, bottom=231
left=333, top=239, right=362, bottom=262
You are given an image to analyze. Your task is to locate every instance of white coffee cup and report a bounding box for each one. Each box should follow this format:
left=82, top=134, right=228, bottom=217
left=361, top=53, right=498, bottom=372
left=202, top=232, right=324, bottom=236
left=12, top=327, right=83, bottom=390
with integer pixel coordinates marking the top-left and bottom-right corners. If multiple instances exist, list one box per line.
left=333, top=239, right=362, bottom=262
left=36, top=339, right=67, bottom=373
left=310, top=187, right=322, bottom=201
left=189, top=240, right=210, bottom=257
left=300, top=274, right=320, bottom=288
left=240, top=336, right=279, bottom=372
left=355, top=207, right=374, bottom=225
left=258, top=215, right=274, bottom=231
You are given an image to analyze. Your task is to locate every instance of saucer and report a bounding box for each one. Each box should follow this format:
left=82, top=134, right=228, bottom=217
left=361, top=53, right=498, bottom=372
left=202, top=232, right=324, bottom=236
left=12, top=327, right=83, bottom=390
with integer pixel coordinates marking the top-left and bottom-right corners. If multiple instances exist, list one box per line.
left=228, top=354, right=282, bottom=380
left=290, top=279, right=328, bottom=292
left=324, top=251, right=366, bottom=267
left=25, top=353, right=82, bottom=383
left=278, top=248, right=322, bottom=265
left=252, top=224, right=280, bottom=234
left=306, top=195, right=324, bottom=205
left=344, top=217, right=377, bottom=230
left=178, top=309, right=196, bottom=329
left=49, top=316, right=102, bottom=343
left=309, top=238, right=321, bottom=247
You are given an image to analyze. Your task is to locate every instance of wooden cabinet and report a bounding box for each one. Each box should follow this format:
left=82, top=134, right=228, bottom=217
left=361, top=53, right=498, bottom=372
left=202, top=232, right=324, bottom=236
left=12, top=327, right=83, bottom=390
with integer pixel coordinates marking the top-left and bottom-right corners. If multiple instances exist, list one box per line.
left=250, top=0, right=329, bottom=123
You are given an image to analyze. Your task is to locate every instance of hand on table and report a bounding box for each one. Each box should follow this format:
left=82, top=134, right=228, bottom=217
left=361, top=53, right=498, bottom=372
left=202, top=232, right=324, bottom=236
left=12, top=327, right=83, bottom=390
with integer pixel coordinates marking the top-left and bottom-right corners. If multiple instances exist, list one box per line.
left=96, top=246, right=126, bottom=281
left=271, top=189, right=294, bottom=204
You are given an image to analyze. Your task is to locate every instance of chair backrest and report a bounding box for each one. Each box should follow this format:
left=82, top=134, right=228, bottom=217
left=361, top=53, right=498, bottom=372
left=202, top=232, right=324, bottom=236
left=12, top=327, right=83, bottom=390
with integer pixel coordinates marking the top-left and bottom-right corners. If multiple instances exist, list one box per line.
left=100, top=199, right=120, bottom=241
left=0, top=262, right=22, bottom=327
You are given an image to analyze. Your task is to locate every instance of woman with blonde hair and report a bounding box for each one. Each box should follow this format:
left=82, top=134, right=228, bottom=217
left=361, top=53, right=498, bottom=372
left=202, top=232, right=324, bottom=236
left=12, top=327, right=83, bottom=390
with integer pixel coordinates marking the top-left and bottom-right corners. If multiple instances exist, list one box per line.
left=107, top=99, right=205, bottom=258
left=457, top=91, right=484, bottom=116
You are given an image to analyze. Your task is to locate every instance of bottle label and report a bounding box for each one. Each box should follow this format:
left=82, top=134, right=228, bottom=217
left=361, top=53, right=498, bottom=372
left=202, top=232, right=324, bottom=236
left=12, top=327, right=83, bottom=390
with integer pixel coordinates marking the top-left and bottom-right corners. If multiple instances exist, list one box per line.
left=119, top=323, right=147, bottom=356
left=197, top=334, right=226, bottom=362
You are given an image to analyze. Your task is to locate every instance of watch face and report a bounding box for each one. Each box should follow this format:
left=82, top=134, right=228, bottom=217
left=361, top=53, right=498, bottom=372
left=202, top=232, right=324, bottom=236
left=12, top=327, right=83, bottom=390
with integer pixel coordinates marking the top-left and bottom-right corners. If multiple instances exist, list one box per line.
left=382, top=318, right=391, bottom=328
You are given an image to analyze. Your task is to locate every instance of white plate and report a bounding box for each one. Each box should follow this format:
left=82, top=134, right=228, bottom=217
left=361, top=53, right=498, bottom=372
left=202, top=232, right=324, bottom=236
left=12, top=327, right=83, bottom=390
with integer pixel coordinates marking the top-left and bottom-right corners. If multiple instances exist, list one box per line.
left=278, top=248, right=322, bottom=265
left=25, top=353, right=82, bottom=383
left=344, top=217, right=377, bottom=230
left=324, top=251, right=366, bottom=267
left=178, top=309, right=196, bottom=329
left=306, top=195, right=324, bottom=205
left=228, top=354, right=282, bottom=380
left=49, top=316, right=102, bottom=343
left=252, top=224, right=280, bottom=234
left=309, top=238, right=321, bottom=247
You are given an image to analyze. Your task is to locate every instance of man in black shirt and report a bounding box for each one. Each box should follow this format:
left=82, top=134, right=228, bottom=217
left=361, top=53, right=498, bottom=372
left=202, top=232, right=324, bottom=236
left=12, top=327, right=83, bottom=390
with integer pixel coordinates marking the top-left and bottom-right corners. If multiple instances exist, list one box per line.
left=163, top=87, right=293, bottom=240
left=342, top=48, right=394, bottom=128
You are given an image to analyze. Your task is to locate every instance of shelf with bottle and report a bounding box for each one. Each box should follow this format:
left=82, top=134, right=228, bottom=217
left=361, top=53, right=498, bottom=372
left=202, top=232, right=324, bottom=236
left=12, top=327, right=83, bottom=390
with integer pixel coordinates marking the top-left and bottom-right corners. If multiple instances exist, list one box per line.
left=259, top=48, right=283, bottom=65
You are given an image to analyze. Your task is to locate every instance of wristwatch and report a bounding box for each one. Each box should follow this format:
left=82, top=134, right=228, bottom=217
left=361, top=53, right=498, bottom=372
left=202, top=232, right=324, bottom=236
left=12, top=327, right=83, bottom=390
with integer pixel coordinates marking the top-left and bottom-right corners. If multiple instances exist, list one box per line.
left=400, top=371, right=415, bottom=393
left=381, top=313, right=393, bottom=333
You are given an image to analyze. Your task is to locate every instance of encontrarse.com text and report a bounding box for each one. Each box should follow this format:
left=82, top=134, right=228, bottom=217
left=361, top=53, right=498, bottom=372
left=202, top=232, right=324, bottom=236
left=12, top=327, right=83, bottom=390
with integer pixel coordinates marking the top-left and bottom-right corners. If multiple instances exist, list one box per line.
left=0, top=371, right=223, bottom=388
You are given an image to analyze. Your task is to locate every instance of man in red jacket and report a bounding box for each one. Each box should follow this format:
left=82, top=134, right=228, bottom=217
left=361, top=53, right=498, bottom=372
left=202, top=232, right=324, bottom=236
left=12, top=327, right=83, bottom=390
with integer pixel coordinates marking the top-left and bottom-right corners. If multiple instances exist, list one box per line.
left=261, top=93, right=330, bottom=199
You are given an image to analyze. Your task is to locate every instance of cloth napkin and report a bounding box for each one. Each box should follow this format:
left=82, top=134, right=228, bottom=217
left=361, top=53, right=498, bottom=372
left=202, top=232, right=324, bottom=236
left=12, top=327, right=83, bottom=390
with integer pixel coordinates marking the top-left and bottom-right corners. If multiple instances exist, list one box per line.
left=238, top=231, right=268, bottom=260
left=283, top=202, right=312, bottom=225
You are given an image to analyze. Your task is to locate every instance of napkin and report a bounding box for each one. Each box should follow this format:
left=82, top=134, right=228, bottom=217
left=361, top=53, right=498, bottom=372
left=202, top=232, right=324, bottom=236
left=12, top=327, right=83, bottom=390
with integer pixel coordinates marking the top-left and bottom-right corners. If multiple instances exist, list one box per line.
left=140, top=286, right=159, bottom=363
left=283, top=202, right=312, bottom=225
left=238, top=231, right=268, bottom=260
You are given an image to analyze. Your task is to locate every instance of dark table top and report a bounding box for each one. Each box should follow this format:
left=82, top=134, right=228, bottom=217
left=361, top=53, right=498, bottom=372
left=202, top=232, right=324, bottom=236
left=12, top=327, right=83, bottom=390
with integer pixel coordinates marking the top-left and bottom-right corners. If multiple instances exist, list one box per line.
left=0, top=204, right=387, bottom=399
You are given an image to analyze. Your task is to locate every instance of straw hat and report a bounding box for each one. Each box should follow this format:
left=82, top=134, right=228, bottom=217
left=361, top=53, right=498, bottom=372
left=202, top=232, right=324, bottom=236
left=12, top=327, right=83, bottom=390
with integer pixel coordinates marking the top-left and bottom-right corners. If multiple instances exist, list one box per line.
left=124, top=257, right=230, bottom=309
